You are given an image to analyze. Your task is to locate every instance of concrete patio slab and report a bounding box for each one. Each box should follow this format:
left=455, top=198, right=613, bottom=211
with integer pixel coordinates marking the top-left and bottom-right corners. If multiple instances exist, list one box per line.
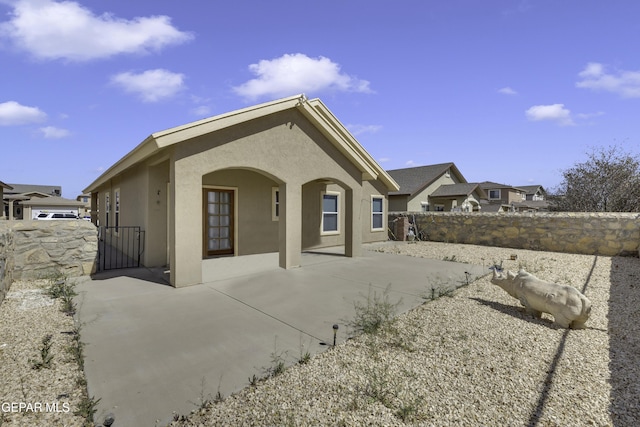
left=75, top=245, right=486, bottom=426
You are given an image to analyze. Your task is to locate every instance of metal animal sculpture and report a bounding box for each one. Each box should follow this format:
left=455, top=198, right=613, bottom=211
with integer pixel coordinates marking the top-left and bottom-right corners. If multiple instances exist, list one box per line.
left=490, top=269, right=591, bottom=329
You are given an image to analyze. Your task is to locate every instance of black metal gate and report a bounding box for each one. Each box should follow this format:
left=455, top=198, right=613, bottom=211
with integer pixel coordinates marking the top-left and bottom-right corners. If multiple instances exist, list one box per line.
left=97, top=226, right=145, bottom=271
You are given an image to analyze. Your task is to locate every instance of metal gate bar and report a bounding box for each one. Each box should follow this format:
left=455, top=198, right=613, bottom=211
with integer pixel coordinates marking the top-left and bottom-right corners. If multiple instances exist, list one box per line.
left=97, top=226, right=145, bottom=271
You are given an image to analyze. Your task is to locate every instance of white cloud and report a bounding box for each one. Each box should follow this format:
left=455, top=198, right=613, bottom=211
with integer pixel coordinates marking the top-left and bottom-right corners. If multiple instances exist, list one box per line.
left=0, top=0, right=193, bottom=61
left=377, top=157, right=390, bottom=163
left=111, top=69, right=186, bottom=102
left=232, top=53, right=372, bottom=101
left=191, top=105, right=212, bottom=117
left=575, top=111, right=605, bottom=120
left=405, top=160, right=417, bottom=167
left=525, top=104, right=574, bottom=126
left=498, top=86, right=518, bottom=95
left=347, top=123, right=382, bottom=136
left=0, top=100, right=47, bottom=125
left=39, top=125, right=70, bottom=139
left=576, top=62, right=640, bottom=98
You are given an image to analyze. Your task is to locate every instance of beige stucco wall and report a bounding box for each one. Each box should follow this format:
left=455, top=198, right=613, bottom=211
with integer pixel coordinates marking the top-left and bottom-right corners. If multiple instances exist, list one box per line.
left=389, top=212, right=640, bottom=256
left=169, top=108, right=384, bottom=286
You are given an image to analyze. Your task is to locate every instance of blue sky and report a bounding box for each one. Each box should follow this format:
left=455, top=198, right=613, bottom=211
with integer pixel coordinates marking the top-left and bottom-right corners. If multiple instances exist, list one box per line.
left=1, top=0, right=639, bottom=198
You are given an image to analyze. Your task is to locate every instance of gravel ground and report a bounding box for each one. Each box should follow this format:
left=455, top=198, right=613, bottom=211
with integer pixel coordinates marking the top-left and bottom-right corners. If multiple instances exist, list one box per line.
left=0, top=280, right=88, bottom=427
left=1, top=242, right=638, bottom=426
left=169, top=242, right=639, bottom=427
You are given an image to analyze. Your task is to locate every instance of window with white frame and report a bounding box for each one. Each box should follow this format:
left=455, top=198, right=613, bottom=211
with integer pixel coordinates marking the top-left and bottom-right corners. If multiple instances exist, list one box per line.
left=321, top=192, right=339, bottom=234
left=488, top=189, right=501, bottom=199
left=272, top=187, right=279, bottom=221
left=371, top=196, right=384, bottom=231
left=420, top=202, right=429, bottom=212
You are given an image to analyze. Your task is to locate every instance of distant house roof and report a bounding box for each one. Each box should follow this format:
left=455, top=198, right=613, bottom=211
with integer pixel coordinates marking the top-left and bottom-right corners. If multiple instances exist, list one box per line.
left=517, top=185, right=546, bottom=195
left=5, top=191, right=51, bottom=201
left=387, top=162, right=466, bottom=196
left=430, top=183, right=486, bottom=199
left=6, top=184, right=61, bottom=196
left=20, top=196, right=86, bottom=208
left=479, top=181, right=526, bottom=192
left=0, top=181, right=13, bottom=190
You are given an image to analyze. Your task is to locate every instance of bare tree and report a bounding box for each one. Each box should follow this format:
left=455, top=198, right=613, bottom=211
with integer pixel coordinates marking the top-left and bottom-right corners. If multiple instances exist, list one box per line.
left=550, top=145, right=640, bottom=212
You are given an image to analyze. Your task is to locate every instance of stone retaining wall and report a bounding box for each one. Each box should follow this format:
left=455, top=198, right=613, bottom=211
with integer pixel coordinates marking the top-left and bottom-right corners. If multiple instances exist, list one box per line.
left=389, top=212, right=640, bottom=257
left=0, top=226, right=13, bottom=304
left=0, top=221, right=98, bottom=304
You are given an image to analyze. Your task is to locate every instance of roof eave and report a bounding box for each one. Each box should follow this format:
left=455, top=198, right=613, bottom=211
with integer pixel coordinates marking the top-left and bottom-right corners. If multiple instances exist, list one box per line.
left=297, top=98, right=399, bottom=191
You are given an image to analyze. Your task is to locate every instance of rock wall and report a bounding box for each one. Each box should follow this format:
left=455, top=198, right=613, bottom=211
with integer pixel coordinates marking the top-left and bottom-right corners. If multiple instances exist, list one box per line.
left=0, top=221, right=97, bottom=303
left=0, top=225, right=13, bottom=304
left=390, top=212, right=640, bottom=257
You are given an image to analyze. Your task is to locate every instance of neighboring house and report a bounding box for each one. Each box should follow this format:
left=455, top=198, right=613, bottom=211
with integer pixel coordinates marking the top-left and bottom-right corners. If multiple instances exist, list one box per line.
left=76, top=194, right=92, bottom=218
left=83, top=95, right=399, bottom=287
left=2, top=184, right=78, bottom=219
left=479, top=181, right=549, bottom=212
left=21, top=196, right=87, bottom=219
left=519, top=185, right=547, bottom=201
left=0, top=181, right=13, bottom=219
left=387, top=163, right=484, bottom=212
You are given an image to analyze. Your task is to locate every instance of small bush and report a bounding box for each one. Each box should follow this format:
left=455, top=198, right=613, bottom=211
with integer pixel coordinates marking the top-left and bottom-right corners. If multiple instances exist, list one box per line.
left=347, top=285, right=401, bottom=336
left=30, top=334, right=54, bottom=370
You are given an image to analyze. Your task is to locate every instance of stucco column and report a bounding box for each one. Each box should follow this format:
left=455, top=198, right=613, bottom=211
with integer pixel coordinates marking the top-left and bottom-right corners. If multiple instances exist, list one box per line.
left=279, top=182, right=302, bottom=269
left=170, top=161, right=203, bottom=287
left=345, top=186, right=362, bottom=258
left=8, top=200, right=13, bottom=220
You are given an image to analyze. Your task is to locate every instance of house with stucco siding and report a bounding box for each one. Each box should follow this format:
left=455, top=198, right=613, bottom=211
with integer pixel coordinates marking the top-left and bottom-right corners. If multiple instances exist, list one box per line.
left=387, top=163, right=485, bottom=212
left=83, top=95, right=399, bottom=287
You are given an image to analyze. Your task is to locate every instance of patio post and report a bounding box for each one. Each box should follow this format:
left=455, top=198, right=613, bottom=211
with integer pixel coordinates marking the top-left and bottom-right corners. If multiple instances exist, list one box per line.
left=278, top=182, right=302, bottom=269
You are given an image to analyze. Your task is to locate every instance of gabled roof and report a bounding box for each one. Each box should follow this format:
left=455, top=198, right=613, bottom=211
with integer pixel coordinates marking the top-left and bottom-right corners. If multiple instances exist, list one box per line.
left=20, top=196, right=86, bottom=207
left=84, top=94, right=399, bottom=193
left=6, top=184, right=61, bottom=196
left=0, top=181, right=13, bottom=190
left=387, top=162, right=466, bottom=196
left=430, top=183, right=486, bottom=199
left=4, top=191, right=52, bottom=200
left=516, top=185, right=546, bottom=195
left=479, top=181, right=526, bottom=192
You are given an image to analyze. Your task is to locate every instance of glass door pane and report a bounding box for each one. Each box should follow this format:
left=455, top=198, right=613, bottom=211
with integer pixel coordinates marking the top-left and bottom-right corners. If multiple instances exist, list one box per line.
left=203, top=189, right=234, bottom=256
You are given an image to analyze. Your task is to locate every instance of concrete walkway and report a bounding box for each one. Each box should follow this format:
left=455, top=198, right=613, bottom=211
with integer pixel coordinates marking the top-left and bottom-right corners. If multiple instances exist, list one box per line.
left=75, top=244, right=486, bottom=426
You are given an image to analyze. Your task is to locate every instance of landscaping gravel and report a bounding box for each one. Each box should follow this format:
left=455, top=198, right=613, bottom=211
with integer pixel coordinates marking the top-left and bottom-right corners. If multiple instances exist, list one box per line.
left=169, top=242, right=639, bottom=426
left=1, top=242, right=638, bottom=426
left=0, top=280, right=87, bottom=427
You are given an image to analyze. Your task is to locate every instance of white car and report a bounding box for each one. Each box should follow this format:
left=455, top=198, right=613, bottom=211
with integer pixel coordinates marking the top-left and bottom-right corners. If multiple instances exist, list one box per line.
left=35, top=213, right=79, bottom=220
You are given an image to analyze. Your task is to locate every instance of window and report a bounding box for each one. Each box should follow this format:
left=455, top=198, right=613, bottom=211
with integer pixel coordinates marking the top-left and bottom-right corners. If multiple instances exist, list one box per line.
left=420, top=202, right=429, bottom=212
left=435, top=204, right=445, bottom=211
left=272, top=187, right=279, bottom=221
left=321, top=192, right=339, bottom=234
left=114, top=189, right=120, bottom=232
left=105, top=193, right=110, bottom=228
left=488, top=189, right=501, bottom=200
left=371, top=196, right=384, bottom=231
